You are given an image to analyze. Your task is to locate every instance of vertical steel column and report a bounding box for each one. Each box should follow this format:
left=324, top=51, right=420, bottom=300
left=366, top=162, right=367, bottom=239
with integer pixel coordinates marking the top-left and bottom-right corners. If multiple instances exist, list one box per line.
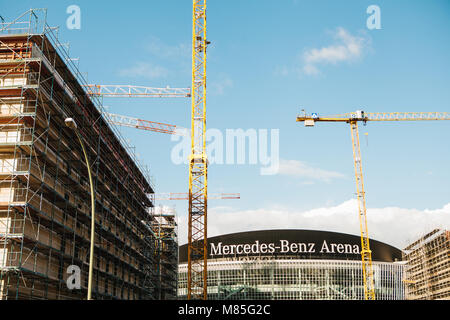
left=188, top=0, right=208, bottom=300
left=349, top=121, right=375, bottom=300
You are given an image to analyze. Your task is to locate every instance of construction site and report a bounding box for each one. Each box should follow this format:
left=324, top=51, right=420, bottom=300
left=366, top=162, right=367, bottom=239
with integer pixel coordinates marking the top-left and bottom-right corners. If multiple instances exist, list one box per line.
left=0, top=3, right=449, bottom=303
left=0, top=10, right=177, bottom=299
left=403, top=229, right=450, bottom=300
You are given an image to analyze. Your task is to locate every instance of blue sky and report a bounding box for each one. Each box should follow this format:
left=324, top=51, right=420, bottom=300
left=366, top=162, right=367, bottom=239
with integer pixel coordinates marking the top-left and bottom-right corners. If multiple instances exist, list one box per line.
left=2, top=0, right=449, bottom=247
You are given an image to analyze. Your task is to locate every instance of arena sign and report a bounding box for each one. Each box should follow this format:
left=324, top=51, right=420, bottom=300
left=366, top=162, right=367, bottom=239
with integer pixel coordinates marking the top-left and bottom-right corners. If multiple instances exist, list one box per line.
left=210, top=239, right=360, bottom=257
left=178, top=230, right=403, bottom=263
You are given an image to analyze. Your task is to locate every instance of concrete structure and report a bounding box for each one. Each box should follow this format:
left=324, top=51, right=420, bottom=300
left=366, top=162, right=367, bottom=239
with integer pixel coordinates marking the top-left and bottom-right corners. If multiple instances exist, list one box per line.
left=178, top=230, right=405, bottom=300
left=403, top=229, right=450, bottom=300
left=0, top=9, right=177, bottom=300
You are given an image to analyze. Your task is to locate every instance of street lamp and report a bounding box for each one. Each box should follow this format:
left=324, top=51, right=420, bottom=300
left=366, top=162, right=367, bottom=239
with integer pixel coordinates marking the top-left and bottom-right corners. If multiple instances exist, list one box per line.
left=65, top=117, right=96, bottom=300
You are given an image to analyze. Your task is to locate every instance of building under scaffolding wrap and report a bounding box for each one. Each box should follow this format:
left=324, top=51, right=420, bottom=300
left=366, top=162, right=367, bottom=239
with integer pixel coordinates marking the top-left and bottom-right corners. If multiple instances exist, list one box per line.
left=0, top=9, right=177, bottom=300
left=402, top=229, right=450, bottom=300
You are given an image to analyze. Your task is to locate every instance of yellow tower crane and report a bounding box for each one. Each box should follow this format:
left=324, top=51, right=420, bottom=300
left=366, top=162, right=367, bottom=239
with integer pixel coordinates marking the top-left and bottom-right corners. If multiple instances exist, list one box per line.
left=189, top=0, right=210, bottom=300
left=296, top=111, right=450, bottom=300
left=83, top=45, right=211, bottom=299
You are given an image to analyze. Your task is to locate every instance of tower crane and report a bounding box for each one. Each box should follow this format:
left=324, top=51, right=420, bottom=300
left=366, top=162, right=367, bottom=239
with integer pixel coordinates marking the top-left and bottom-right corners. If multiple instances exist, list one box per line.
left=296, top=110, right=450, bottom=300
left=188, top=0, right=209, bottom=300
left=84, top=1, right=212, bottom=299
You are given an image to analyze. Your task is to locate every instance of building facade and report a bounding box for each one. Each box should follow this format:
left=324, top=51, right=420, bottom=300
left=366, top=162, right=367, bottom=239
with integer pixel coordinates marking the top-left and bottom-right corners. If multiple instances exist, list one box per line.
left=403, top=229, right=450, bottom=300
left=178, top=230, right=405, bottom=300
left=0, top=9, right=177, bottom=299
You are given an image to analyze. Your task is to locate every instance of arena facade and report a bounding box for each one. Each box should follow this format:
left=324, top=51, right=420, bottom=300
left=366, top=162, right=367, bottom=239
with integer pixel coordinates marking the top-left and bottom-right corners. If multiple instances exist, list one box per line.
left=178, top=230, right=405, bottom=300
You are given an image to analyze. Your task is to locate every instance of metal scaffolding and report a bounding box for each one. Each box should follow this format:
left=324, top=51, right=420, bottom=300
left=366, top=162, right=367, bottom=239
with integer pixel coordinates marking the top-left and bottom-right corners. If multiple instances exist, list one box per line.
left=0, top=9, right=177, bottom=300
left=402, top=229, right=450, bottom=300
left=151, top=207, right=178, bottom=300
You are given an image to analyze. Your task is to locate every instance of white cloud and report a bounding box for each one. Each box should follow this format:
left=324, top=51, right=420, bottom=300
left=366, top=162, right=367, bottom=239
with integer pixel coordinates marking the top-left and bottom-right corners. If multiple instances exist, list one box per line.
left=118, top=62, right=169, bottom=79
left=277, top=159, right=345, bottom=182
left=302, top=27, right=370, bottom=75
left=177, top=200, right=450, bottom=249
left=302, top=64, right=319, bottom=76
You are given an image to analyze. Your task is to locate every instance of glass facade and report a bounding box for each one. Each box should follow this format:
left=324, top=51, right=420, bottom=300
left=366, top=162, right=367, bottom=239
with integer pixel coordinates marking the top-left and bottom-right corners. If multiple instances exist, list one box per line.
left=178, top=259, right=405, bottom=300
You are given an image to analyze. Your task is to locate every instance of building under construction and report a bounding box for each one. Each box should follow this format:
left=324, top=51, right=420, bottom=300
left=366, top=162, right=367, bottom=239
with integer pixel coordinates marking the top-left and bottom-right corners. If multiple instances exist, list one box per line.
left=0, top=9, right=177, bottom=300
left=152, top=208, right=178, bottom=300
left=402, top=229, right=450, bottom=300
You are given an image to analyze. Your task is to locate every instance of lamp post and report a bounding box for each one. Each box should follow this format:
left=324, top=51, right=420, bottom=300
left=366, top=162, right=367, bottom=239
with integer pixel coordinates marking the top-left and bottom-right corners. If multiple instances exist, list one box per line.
left=65, top=117, right=95, bottom=300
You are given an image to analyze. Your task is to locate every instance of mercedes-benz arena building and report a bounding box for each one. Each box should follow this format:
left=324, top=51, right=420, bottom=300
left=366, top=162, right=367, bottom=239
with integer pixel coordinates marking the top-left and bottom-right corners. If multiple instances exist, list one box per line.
left=178, top=230, right=405, bottom=300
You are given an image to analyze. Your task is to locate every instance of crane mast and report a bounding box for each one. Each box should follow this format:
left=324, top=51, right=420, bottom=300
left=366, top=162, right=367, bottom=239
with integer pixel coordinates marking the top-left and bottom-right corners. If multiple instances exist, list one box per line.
left=188, top=0, right=208, bottom=300
left=297, top=110, right=450, bottom=300
left=349, top=121, right=375, bottom=300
